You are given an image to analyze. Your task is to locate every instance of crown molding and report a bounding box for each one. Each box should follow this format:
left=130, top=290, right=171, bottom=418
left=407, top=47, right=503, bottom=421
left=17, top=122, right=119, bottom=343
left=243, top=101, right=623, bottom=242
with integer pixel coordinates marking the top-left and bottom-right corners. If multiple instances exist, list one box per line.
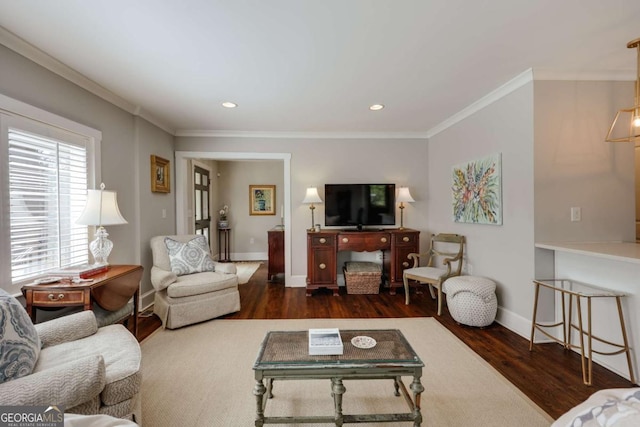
left=0, top=26, right=175, bottom=135
left=426, top=69, right=534, bottom=139
left=533, top=68, right=635, bottom=81
left=174, top=129, right=428, bottom=139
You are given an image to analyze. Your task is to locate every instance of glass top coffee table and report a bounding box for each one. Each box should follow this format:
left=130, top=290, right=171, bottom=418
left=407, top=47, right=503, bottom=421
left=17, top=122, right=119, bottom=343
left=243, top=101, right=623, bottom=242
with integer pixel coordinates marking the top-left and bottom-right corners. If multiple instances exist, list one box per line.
left=253, top=329, right=425, bottom=426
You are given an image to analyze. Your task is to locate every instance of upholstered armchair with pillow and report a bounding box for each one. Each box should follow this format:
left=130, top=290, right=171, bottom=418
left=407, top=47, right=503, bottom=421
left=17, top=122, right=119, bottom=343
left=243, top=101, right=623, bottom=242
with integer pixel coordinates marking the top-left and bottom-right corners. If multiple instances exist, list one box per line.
left=0, top=289, right=141, bottom=422
left=150, top=235, right=241, bottom=329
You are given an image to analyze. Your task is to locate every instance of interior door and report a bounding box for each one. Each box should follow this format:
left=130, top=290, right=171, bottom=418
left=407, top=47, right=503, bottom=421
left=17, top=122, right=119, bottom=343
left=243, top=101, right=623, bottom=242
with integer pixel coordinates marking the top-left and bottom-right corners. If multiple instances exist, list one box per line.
left=194, top=166, right=211, bottom=242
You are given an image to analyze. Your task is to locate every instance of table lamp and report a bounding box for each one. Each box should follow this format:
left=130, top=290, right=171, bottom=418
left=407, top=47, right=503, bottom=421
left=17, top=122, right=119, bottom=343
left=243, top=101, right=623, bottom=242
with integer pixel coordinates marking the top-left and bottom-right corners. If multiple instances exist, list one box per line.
left=76, top=183, right=128, bottom=265
left=396, top=187, right=415, bottom=229
left=302, top=187, right=323, bottom=231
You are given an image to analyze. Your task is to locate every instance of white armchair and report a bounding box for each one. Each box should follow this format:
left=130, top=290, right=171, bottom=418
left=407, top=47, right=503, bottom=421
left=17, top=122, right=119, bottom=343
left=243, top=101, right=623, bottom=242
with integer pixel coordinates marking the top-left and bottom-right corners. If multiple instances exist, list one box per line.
left=150, top=235, right=241, bottom=329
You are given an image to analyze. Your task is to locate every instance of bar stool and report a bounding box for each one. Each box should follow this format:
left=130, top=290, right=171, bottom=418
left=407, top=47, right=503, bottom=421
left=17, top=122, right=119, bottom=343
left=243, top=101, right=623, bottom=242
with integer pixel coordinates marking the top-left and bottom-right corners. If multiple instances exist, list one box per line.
left=529, top=278, right=635, bottom=385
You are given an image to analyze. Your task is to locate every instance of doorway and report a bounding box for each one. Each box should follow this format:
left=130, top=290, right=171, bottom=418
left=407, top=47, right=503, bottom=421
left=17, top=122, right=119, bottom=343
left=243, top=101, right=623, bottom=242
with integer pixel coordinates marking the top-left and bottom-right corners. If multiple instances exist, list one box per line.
left=175, top=151, right=292, bottom=286
left=194, top=165, right=211, bottom=242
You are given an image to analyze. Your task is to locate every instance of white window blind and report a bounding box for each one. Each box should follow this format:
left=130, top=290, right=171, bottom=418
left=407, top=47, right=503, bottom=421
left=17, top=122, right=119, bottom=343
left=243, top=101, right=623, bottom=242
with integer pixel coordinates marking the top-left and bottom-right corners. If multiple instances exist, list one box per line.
left=8, top=128, right=89, bottom=283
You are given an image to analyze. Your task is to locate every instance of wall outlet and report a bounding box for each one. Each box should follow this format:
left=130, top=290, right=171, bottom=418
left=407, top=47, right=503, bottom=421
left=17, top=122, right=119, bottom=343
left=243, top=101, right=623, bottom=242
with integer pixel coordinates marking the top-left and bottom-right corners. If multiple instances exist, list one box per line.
left=249, top=237, right=255, bottom=244
left=376, top=251, right=383, bottom=261
left=570, top=207, right=581, bottom=222
left=161, top=208, right=167, bottom=219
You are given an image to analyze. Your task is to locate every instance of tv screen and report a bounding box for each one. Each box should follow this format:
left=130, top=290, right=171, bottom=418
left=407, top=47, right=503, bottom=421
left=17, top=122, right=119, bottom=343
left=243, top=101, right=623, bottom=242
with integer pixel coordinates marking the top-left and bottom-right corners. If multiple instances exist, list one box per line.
left=324, top=184, right=395, bottom=228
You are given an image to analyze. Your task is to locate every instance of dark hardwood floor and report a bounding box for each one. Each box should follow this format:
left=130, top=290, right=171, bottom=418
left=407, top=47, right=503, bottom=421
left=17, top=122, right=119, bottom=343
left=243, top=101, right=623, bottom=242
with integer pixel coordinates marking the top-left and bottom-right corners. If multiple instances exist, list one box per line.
left=135, top=263, right=634, bottom=420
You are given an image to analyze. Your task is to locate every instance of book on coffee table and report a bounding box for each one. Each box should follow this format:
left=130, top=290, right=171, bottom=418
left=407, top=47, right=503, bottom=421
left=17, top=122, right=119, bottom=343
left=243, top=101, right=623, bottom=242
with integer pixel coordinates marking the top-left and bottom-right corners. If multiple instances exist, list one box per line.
left=308, top=328, right=344, bottom=355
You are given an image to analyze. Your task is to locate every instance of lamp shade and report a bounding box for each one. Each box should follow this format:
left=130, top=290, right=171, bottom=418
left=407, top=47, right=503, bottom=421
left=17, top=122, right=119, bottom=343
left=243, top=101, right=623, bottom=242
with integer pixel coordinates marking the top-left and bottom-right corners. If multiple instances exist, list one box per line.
left=76, top=188, right=128, bottom=226
left=396, top=187, right=415, bottom=204
left=302, top=187, right=323, bottom=204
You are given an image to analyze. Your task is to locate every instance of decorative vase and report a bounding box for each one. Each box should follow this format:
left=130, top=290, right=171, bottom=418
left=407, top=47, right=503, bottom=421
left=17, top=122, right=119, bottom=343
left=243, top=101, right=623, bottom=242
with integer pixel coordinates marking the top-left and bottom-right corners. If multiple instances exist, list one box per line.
left=218, top=220, right=229, bottom=229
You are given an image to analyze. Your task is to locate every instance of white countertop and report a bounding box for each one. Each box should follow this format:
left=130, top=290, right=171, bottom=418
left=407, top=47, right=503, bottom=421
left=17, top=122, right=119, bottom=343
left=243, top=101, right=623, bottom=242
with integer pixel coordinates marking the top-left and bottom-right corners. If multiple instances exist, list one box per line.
left=535, top=241, right=640, bottom=264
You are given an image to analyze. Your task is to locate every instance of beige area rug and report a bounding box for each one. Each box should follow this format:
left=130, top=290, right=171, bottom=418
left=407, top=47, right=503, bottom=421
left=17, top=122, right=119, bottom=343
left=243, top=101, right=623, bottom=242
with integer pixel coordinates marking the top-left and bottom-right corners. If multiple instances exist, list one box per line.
left=141, top=318, right=553, bottom=426
left=234, top=261, right=262, bottom=284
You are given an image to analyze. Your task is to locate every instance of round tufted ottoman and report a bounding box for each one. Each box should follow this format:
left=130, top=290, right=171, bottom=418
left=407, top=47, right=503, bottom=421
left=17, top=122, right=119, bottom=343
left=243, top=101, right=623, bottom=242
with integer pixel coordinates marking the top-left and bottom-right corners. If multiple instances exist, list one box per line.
left=443, top=276, right=497, bottom=327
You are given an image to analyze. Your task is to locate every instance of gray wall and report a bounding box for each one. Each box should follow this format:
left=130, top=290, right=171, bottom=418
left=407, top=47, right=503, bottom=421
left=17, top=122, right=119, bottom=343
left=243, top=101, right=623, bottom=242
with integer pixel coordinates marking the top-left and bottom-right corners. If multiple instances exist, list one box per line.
left=218, top=160, right=284, bottom=259
left=174, top=137, right=429, bottom=280
left=0, top=44, right=176, bottom=307
left=427, top=82, right=536, bottom=331
left=534, top=80, right=635, bottom=243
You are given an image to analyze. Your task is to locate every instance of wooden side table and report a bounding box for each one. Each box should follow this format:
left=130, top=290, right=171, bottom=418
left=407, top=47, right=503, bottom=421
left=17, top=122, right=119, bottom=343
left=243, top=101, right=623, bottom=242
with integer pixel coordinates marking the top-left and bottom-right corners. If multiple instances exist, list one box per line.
left=22, top=265, right=143, bottom=338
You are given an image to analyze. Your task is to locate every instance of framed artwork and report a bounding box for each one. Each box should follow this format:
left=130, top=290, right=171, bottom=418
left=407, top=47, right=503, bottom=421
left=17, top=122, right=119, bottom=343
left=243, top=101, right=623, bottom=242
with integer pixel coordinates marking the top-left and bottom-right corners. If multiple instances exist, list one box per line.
left=249, top=185, right=276, bottom=215
left=151, top=155, right=171, bottom=193
left=452, top=153, right=502, bottom=225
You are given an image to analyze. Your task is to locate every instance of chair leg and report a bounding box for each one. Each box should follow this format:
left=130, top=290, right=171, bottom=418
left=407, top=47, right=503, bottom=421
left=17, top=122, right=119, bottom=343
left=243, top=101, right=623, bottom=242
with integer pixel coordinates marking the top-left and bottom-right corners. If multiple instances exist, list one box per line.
left=428, top=284, right=436, bottom=299
left=437, top=285, right=443, bottom=316
left=403, top=274, right=410, bottom=305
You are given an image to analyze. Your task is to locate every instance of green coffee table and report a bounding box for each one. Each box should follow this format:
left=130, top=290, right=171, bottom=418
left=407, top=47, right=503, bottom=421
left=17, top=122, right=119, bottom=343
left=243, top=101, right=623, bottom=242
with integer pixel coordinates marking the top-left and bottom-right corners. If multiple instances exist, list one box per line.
left=252, top=329, right=424, bottom=426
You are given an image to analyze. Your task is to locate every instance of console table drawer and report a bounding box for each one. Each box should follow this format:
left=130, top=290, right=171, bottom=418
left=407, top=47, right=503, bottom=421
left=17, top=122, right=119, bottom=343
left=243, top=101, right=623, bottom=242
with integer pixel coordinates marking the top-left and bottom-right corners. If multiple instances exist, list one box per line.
left=310, top=234, right=336, bottom=247
left=31, top=289, right=85, bottom=306
left=394, top=232, right=418, bottom=246
left=338, top=234, right=391, bottom=251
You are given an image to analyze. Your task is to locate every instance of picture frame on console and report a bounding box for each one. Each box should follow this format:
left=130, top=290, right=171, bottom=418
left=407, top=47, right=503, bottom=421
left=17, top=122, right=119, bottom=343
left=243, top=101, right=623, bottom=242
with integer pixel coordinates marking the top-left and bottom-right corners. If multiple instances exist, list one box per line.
left=249, top=185, right=276, bottom=215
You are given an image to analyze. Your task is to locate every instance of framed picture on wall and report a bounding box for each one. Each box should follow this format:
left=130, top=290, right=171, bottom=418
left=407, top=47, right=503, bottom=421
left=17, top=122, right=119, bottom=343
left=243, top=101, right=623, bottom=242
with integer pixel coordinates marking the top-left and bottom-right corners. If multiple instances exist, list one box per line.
left=249, top=185, right=276, bottom=215
left=151, top=155, right=171, bottom=193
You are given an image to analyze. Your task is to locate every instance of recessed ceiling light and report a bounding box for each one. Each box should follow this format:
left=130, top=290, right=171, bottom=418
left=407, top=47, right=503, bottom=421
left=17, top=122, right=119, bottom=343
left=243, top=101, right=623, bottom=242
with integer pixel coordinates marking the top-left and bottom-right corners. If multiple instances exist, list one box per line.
left=222, top=102, right=237, bottom=108
left=369, top=104, right=384, bottom=111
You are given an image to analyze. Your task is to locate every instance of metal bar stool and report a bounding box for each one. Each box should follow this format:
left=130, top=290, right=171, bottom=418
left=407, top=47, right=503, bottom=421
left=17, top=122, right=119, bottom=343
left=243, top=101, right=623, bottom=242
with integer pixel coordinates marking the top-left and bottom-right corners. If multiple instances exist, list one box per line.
left=529, top=278, right=635, bottom=385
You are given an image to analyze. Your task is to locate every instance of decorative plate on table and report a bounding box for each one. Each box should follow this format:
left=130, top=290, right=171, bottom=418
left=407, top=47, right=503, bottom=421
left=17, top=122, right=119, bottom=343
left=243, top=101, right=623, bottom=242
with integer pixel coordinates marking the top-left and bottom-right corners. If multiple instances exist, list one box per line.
left=34, top=277, right=62, bottom=284
left=351, top=336, right=376, bottom=349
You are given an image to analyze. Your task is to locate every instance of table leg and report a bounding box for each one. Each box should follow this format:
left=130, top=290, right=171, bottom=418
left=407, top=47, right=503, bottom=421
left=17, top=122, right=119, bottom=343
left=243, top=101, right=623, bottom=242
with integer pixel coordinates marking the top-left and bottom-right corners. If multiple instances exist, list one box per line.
left=529, top=281, right=540, bottom=350
left=332, top=378, right=346, bottom=426
left=393, top=376, right=401, bottom=396
left=253, top=379, right=266, bottom=427
left=410, top=375, right=424, bottom=427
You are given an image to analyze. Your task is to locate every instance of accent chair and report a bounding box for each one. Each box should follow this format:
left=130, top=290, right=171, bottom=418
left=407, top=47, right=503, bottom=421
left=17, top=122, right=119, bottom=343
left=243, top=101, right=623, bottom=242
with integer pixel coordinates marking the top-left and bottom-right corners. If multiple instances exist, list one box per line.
left=150, top=235, right=241, bottom=329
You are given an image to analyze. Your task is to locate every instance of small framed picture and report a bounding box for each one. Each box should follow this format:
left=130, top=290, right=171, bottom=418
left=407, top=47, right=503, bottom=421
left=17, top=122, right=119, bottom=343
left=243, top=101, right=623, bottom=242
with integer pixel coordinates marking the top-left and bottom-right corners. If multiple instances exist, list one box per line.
left=151, top=155, right=171, bottom=193
left=249, top=185, right=276, bottom=215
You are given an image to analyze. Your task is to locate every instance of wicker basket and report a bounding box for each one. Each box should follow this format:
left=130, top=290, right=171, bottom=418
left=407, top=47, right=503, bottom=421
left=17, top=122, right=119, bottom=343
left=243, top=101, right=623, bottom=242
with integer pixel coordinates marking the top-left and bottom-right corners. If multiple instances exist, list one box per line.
left=343, top=262, right=381, bottom=294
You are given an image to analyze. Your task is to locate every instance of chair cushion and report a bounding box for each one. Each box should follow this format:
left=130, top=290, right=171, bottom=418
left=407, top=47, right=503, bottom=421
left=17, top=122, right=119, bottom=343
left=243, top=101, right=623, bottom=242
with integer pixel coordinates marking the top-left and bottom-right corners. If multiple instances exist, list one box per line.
left=404, top=266, right=448, bottom=282
left=35, top=324, right=141, bottom=406
left=0, top=288, right=41, bottom=383
left=164, top=235, right=215, bottom=276
left=167, top=271, right=238, bottom=298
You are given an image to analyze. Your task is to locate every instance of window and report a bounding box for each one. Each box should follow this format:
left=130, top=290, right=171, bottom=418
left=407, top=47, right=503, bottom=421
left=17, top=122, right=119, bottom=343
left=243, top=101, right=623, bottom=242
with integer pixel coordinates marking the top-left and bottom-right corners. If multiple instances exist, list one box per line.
left=0, top=94, right=101, bottom=294
left=8, top=128, right=89, bottom=281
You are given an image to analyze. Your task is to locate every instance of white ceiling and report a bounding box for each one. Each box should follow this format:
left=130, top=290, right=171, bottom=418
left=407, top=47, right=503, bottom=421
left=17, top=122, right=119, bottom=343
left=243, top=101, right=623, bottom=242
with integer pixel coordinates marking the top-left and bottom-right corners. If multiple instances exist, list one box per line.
left=1, top=0, right=639, bottom=136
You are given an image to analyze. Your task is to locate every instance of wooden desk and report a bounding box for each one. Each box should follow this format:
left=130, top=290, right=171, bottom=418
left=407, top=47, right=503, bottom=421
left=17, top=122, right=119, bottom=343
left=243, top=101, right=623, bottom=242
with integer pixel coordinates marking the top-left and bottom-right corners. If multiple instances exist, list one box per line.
left=306, top=229, right=419, bottom=296
left=22, top=265, right=143, bottom=337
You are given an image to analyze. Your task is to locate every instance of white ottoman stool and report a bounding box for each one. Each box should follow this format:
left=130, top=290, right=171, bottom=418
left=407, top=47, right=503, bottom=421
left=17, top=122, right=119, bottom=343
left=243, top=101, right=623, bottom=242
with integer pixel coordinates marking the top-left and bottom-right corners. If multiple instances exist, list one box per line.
left=443, top=276, right=497, bottom=327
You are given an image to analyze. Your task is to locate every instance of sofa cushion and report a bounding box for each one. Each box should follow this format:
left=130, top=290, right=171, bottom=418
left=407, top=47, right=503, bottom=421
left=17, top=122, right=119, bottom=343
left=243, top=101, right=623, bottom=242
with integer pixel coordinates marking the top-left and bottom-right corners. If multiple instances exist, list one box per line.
left=0, top=288, right=41, bottom=383
left=165, top=236, right=216, bottom=276
left=167, top=271, right=239, bottom=298
left=35, top=324, right=141, bottom=406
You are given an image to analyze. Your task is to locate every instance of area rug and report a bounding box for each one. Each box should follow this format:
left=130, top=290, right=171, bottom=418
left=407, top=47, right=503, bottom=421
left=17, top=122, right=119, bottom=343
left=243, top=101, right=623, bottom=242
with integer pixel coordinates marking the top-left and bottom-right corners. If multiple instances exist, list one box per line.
left=234, top=261, right=261, bottom=284
left=141, top=318, right=553, bottom=426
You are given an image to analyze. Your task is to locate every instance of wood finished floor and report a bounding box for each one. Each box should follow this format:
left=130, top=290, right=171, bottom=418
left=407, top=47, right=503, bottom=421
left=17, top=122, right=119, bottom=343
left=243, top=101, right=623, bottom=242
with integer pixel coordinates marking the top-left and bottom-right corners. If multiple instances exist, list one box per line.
left=135, top=262, right=634, bottom=420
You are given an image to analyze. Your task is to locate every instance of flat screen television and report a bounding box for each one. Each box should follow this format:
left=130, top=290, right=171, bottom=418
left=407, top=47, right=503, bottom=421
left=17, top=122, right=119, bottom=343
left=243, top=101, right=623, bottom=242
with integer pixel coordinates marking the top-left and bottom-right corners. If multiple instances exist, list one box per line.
left=324, top=184, right=395, bottom=229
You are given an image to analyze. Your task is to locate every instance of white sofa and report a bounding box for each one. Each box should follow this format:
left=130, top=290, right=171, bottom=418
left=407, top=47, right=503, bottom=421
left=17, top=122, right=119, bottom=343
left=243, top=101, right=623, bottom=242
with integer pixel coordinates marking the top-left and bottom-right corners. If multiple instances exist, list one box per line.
left=150, top=235, right=241, bottom=329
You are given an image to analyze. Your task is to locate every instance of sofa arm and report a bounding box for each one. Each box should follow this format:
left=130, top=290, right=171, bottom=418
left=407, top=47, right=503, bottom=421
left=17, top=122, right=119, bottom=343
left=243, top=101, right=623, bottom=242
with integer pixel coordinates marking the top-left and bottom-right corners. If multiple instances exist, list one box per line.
left=35, top=311, right=98, bottom=348
left=151, top=266, right=178, bottom=291
left=0, top=355, right=105, bottom=408
left=214, top=262, right=237, bottom=275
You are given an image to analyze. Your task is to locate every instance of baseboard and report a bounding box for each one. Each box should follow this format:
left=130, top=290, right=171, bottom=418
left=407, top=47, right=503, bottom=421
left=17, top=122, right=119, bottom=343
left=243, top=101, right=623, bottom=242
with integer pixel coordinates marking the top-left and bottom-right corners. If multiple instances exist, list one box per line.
left=288, top=274, right=307, bottom=287
left=140, top=289, right=156, bottom=312
left=228, top=252, right=267, bottom=261
left=495, top=306, right=539, bottom=341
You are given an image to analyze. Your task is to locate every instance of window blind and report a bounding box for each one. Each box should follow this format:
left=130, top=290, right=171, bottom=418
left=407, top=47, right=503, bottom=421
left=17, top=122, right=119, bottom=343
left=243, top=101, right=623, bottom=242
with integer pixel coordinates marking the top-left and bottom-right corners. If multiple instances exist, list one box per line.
left=8, top=128, right=89, bottom=283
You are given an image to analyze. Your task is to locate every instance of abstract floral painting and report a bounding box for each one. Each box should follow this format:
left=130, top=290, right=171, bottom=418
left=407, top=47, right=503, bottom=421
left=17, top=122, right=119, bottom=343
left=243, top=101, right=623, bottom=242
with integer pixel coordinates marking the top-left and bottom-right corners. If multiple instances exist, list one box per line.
left=452, top=153, right=502, bottom=225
